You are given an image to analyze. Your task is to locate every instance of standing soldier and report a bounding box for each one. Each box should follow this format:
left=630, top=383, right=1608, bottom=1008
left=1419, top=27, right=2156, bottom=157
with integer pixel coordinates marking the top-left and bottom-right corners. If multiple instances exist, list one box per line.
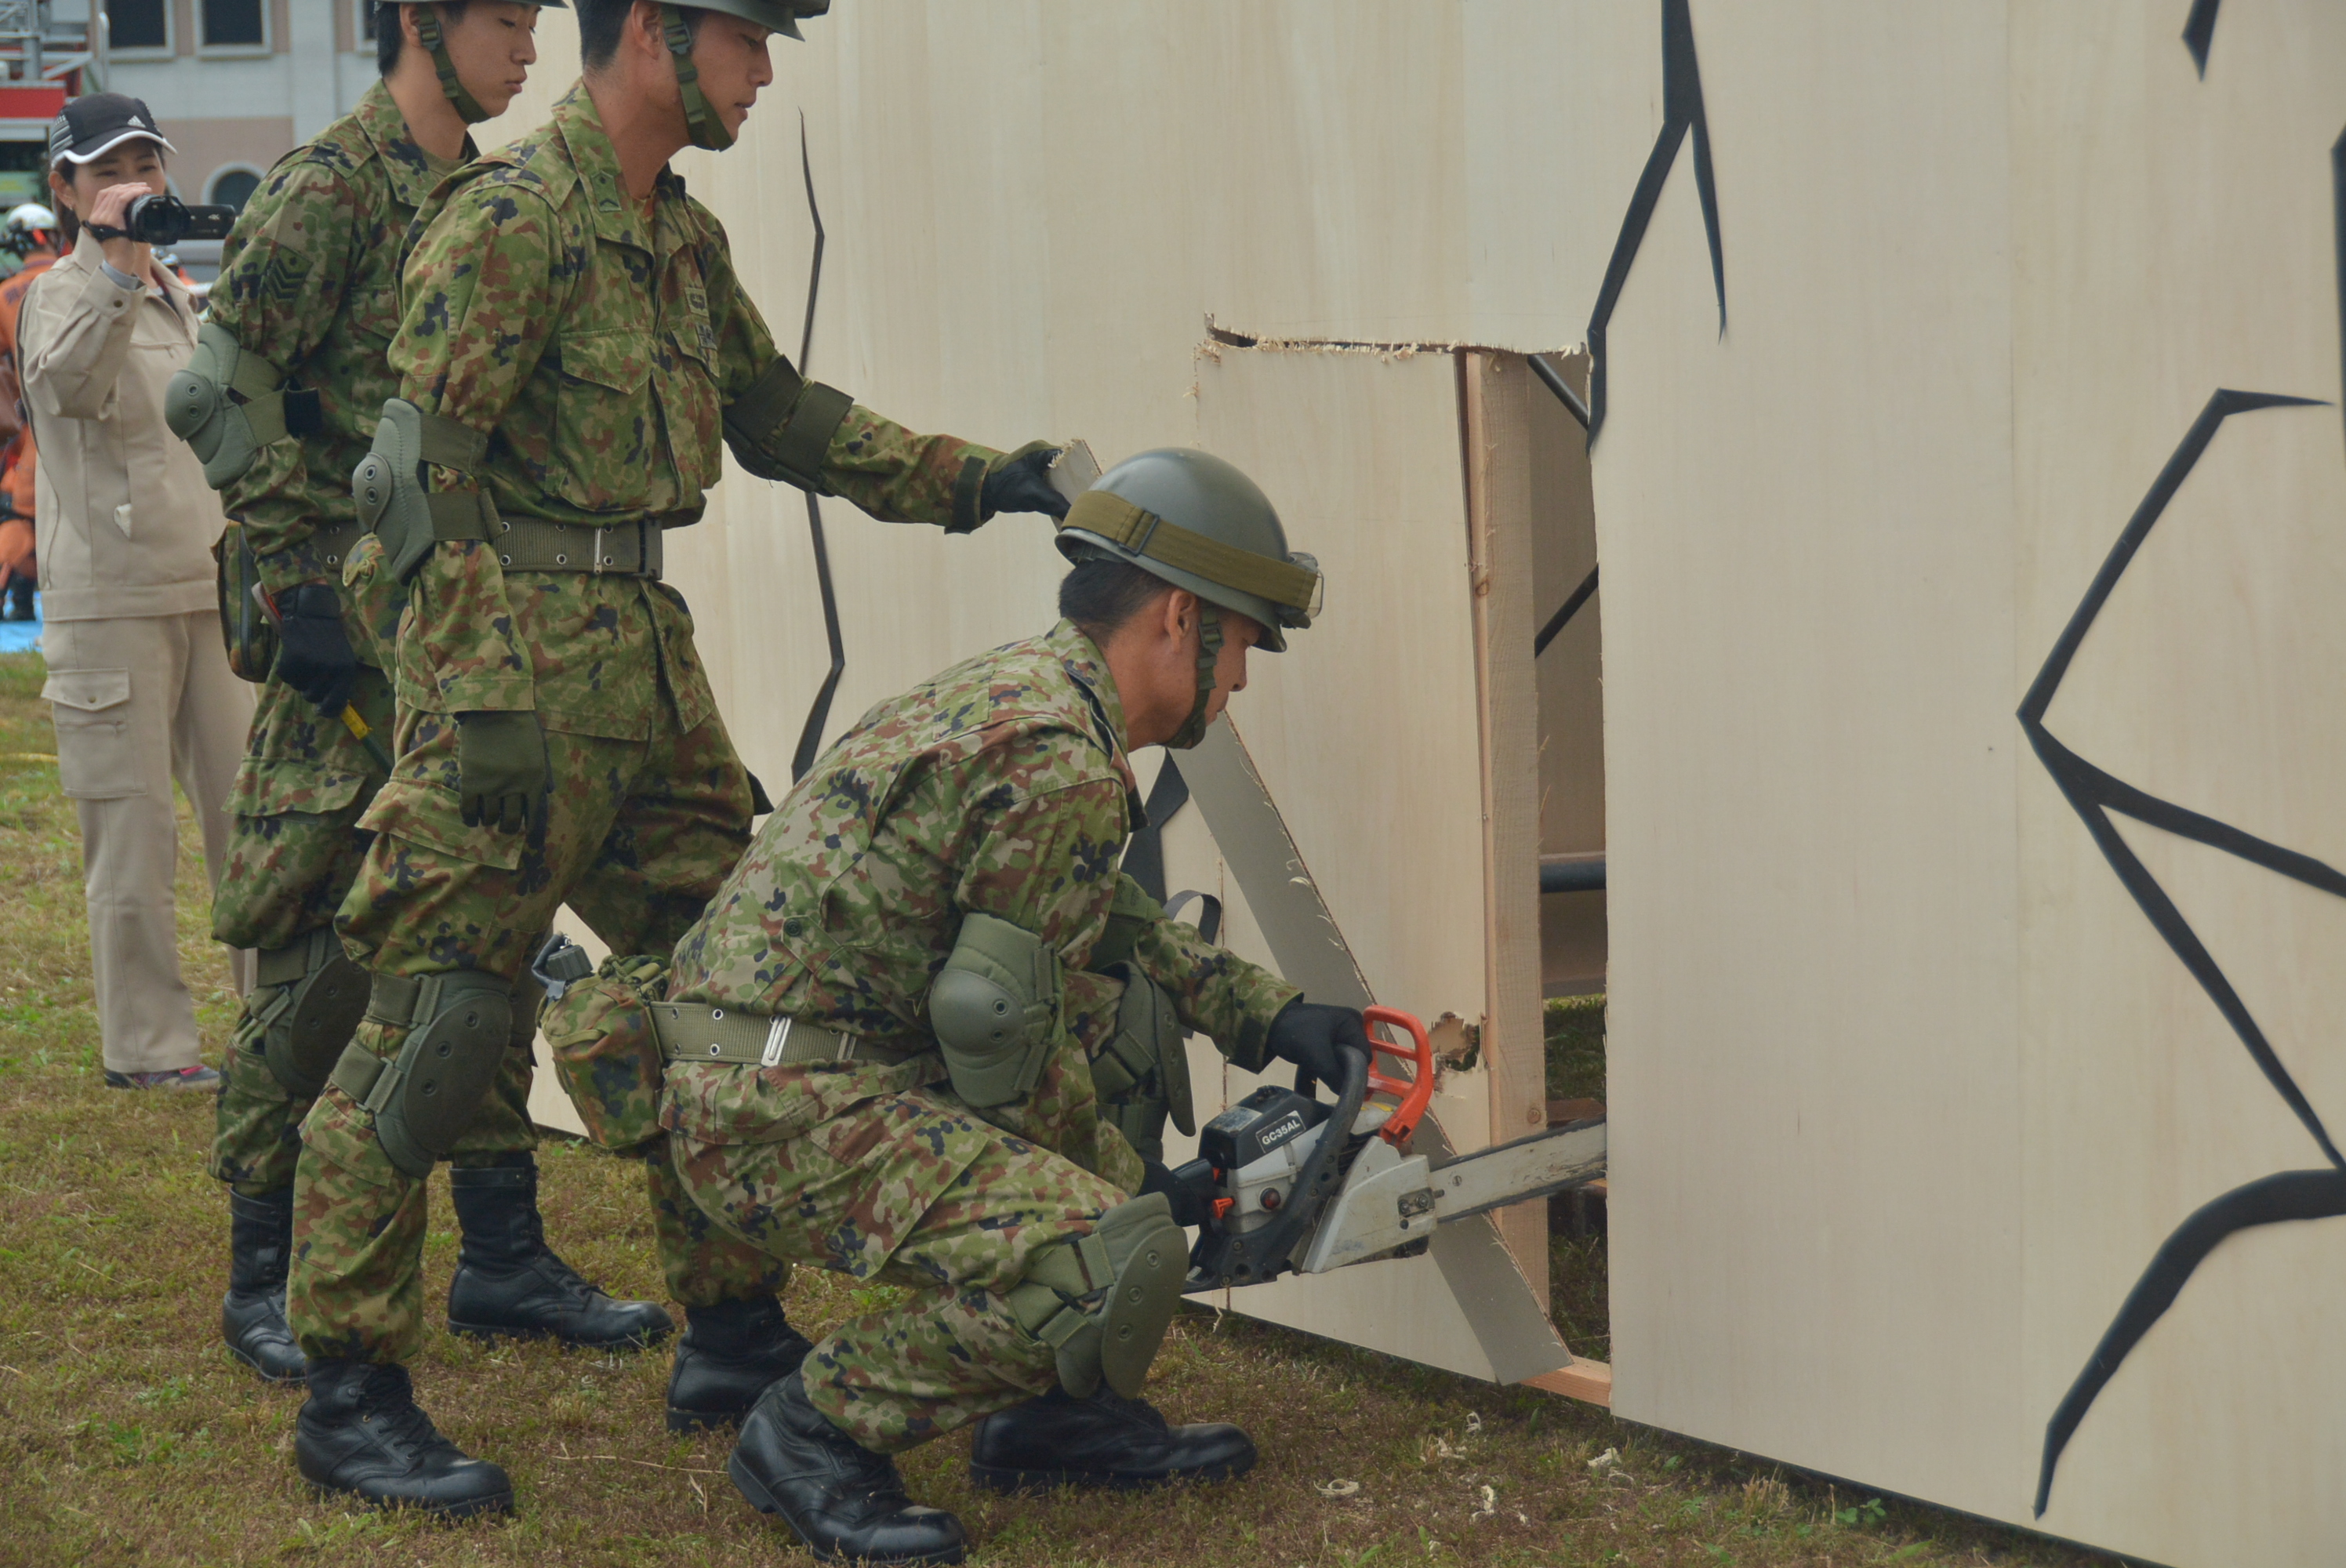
left=286, top=0, right=1073, bottom=1516
left=641, top=449, right=1360, bottom=1565
left=169, top=2, right=681, bottom=1400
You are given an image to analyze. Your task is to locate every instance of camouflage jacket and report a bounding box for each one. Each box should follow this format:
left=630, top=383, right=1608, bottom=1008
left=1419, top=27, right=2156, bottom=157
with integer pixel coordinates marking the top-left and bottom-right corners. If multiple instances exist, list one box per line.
left=662, top=620, right=1303, bottom=1145
left=388, top=84, right=1008, bottom=734
left=209, top=80, right=467, bottom=597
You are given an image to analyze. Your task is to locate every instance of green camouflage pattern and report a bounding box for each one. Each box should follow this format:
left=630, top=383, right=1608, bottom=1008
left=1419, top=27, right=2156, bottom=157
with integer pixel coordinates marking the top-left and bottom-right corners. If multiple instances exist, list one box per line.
left=206, top=83, right=480, bottom=1197
left=291, top=702, right=778, bottom=1360
left=208, top=662, right=394, bottom=1194
left=675, top=1087, right=1126, bottom=1451
left=386, top=83, right=1010, bottom=724
left=288, top=78, right=1036, bottom=1368
left=209, top=81, right=469, bottom=597
left=662, top=622, right=1302, bottom=1447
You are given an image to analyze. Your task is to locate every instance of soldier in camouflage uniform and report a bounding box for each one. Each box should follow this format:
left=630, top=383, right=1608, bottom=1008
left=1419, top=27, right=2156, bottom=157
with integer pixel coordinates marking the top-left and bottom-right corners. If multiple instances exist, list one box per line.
left=652, top=447, right=1367, bottom=1566
left=181, top=1, right=681, bottom=1396
left=280, top=0, right=1073, bottom=1518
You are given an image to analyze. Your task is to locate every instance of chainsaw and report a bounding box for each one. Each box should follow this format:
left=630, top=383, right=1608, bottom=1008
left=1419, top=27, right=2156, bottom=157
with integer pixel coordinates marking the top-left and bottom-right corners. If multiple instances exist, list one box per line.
left=1171, top=1007, right=1607, bottom=1290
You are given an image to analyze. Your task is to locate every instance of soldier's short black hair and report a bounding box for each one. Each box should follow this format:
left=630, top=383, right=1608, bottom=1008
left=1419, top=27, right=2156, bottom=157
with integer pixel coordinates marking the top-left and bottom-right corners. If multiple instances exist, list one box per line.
left=578, top=0, right=699, bottom=71
left=1059, top=556, right=1173, bottom=644
left=376, top=2, right=474, bottom=79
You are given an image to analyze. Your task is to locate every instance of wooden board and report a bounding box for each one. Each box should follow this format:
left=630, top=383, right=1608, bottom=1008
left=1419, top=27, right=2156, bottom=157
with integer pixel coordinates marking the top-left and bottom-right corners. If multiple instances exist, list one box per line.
left=491, top=8, right=2346, bottom=1562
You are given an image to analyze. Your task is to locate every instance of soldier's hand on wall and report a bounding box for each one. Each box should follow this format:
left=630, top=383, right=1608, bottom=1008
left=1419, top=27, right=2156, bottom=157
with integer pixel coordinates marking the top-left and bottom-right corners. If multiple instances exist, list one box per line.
left=273, top=583, right=361, bottom=717
left=981, top=442, right=1070, bottom=521
left=1266, top=1000, right=1371, bottom=1094
left=456, top=710, right=549, bottom=833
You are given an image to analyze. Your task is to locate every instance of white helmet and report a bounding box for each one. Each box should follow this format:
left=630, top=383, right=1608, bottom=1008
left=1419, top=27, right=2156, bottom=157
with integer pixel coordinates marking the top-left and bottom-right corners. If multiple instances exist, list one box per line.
left=2, top=203, right=60, bottom=258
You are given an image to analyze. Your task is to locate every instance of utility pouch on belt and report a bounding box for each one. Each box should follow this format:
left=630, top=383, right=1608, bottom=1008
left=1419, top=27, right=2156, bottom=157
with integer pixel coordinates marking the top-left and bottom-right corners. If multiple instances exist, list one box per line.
left=534, top=937, right=670, bottom=1152
left=249, top=927, right=371, bottom=1099
left=721, top=356, right=855, bottom=492
left=928, top=911, right=1062, bottom=1109
left=327, top=971, right=512, bottom=1179
left=212, top=523, right=277, bottom=681
left=352, top=397, right=495, bottom=583
left=1088, top=964, right=1193, bottom=1164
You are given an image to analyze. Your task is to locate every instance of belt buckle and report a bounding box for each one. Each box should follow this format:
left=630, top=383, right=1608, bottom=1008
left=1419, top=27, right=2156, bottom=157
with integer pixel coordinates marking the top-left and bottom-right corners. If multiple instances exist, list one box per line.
left=835, top=1032, right=858, bottom=1062
left=591, top=527, right=607, bottom=575
left=760, top=1015, right=794, bottom=1069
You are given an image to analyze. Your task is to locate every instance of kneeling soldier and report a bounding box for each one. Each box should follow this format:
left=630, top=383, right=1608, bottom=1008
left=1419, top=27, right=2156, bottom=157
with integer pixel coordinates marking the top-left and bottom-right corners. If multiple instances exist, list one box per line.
left=284, top=0, right=1073, bottom=1517
left=647, top=449, right=1371, bottom=1564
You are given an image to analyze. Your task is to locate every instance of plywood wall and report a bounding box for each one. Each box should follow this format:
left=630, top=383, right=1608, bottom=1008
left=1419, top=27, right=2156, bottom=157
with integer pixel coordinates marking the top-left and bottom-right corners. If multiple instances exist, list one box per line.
left=487, top=5, right=2346, bottom=1564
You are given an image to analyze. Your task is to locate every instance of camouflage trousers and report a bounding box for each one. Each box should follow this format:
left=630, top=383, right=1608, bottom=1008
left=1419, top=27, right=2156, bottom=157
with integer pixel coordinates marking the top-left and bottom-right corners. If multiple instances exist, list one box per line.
left=287, top=701, right=781, bottom=1363
left=205, top=664, right=493, bottom=1196
left=671, top=985, right=1148, bottom=1453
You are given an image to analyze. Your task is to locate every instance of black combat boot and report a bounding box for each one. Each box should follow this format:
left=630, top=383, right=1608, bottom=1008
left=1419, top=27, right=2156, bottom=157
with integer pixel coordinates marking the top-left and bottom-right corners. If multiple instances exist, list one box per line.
left=221, top=1188, right=307, bottom=1384
left=729, top=1370, right=965, bottom=1566
left=666, top=1294, right=816, bottom=1432
left=296, top=1359, right=513, bottom=1517
left=445, top=1157, right=674, bottom=1348
left=968, top=1384, right=1257, bottom=1491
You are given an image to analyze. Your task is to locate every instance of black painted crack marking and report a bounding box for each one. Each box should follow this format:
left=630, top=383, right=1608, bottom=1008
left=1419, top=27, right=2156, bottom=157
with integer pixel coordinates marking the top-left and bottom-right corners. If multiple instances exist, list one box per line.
left=2182, top=0, right=2221, bottom=78
left=2020, top=387, right=2334, bottom=1516
left=790, top=112, right=845, bottom=783
left=1584, top=0, right=1723, bottom=446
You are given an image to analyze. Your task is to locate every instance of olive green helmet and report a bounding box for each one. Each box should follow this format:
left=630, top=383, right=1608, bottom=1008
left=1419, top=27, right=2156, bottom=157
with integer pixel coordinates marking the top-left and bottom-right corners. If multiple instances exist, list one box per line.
left=409, top=2, right=568, bottom=126
left=1055, top=448, right=1324, bottom=750
left=659, top=0, right=829, bottom=150
left=1053, top=448, right=1323, bottom=655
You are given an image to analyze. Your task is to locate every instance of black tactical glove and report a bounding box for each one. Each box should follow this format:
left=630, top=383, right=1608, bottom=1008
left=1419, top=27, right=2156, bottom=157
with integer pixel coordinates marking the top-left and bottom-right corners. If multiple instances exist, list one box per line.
left=1266, top=999, right=1370, bottom=1094
left=274, top=582, right=360, bottom=717
left=456, top=710, right=549, bottom=833
left=980, top=441, right=1069, bottom=521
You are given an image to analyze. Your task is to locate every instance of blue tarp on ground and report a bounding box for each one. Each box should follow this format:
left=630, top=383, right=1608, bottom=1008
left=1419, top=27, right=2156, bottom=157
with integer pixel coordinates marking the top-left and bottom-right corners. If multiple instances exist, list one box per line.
left=0, top=594, right=42, bottom=655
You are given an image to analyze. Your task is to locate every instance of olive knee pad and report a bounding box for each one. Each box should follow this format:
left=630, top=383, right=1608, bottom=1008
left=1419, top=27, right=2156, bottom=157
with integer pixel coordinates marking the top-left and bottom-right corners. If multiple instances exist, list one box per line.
left=249, top=930, right=371, bottom=1100
left=1005, top=1192, right=1187, bottom=1399
left=1087, top=966, right=1193, bottom=1165
left=929, top=911, right=1062, bottom=1108
left=326, top=971, right=514, bottom=1180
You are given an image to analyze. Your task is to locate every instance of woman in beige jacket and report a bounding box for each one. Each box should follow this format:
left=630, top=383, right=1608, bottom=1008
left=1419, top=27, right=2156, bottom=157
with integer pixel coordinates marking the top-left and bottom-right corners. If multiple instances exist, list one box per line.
left=22, top=94, right=250, bottom=1088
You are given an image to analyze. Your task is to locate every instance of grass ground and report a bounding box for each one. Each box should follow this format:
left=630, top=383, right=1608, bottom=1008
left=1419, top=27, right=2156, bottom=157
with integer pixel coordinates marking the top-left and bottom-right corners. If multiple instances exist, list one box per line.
left=0, top=650, right=2129, bottom=1567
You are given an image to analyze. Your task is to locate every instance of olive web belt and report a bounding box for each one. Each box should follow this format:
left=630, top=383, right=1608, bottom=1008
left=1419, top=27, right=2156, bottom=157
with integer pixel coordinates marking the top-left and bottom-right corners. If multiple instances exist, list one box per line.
left=483, top=513, right=669, bottom=579
left=649, top=1002, right=913, bottom=1069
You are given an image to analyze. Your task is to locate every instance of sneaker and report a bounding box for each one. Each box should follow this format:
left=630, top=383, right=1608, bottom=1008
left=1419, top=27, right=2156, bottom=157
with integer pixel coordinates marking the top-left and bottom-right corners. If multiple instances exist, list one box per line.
left=104, top=1065, right=223, bottom=1091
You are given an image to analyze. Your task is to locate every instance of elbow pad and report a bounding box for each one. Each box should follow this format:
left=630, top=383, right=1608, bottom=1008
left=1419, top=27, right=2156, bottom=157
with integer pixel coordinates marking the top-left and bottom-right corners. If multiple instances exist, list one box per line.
left=721, top=357, right=855, bottom=491
left=928, top=911, right=1062, bottom=1109
left=350, top=397, right=496, bottom=582
left=165, top=322, right=318, bottom=488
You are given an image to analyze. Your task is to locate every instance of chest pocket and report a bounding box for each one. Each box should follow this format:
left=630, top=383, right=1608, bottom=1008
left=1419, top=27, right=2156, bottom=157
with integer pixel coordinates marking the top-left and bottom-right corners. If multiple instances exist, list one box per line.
left=657, top=290, right=721, bottom=499
left=550, top=328, right=656, bottom=513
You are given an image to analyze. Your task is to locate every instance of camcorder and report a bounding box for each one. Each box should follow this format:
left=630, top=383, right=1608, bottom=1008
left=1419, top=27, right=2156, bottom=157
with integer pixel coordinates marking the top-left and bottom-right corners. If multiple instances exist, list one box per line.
left=85, top=193, right=235, bottom=247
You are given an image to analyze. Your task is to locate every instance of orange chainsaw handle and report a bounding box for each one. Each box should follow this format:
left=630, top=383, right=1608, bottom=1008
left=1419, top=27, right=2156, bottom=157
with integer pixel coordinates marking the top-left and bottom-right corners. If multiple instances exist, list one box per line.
left=1361, top=1006, right=1435, bottom=1145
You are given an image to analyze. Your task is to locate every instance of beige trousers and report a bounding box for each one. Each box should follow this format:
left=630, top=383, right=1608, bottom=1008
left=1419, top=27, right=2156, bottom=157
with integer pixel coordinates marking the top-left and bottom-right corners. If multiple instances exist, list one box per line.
left=42, top=612, right=252, bottom=1073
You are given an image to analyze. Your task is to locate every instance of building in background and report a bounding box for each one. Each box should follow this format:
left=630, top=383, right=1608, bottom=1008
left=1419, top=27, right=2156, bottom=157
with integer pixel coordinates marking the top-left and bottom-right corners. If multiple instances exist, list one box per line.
left=100, top=1, right=387, bottom=214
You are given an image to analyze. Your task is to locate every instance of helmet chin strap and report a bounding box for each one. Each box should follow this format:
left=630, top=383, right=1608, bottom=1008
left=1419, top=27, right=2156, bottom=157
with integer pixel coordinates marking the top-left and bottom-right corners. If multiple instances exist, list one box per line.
left=661, top=5, right=736, bottom=151
left=412, top=5, right=491, bottom=125
left=1164, top=607, right=1223, bottom=752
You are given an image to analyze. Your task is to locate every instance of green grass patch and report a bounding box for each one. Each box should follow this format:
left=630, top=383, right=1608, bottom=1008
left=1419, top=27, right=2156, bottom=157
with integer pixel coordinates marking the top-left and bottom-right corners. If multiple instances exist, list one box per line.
left=0, top=651, right=2120, bottom=1566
